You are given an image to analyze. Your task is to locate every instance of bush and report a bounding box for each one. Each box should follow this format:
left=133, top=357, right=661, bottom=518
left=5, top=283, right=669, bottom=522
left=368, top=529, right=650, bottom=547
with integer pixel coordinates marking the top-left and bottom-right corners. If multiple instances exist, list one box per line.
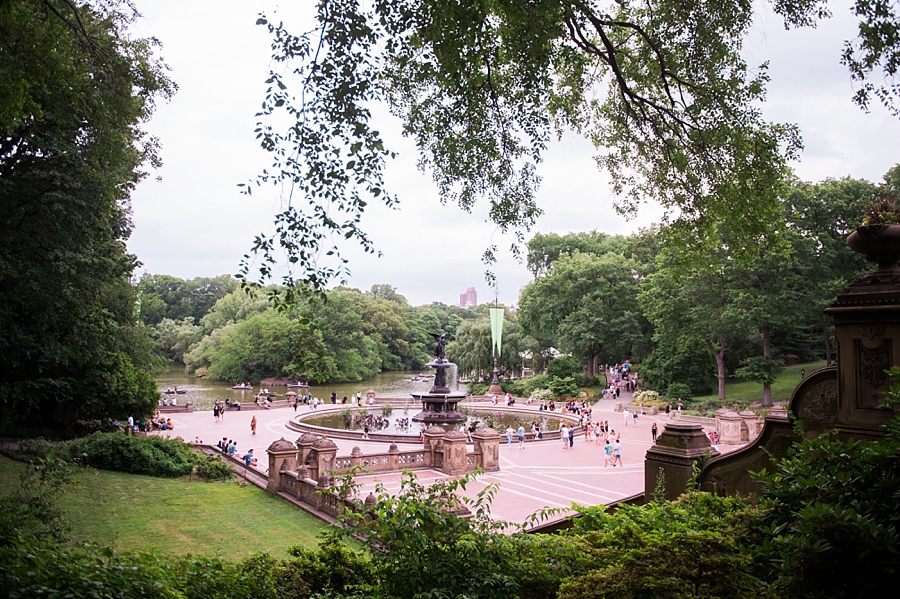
left=194, top=454, right=233, bottom=482
left=665, top=382, right=693, bottom=402
left=468, top=382, right=489, bottom=396
left=500, top=379, right=529, bottom=397
left=633, top=390, right=661, bottom=404
left=287, top=534, right=374, bottom=595
left=750, top=368, right=900, bottom=596
left=530, top=388, right=553, bottom=403
left=547, top=356, right=579, bottom=379
left=548, top=376, right=579, bottom=399
left=572, top=373, right=601, bottom=388
left=63, top=432, right=197, bottom=477
left=522, top=374, right=551, bottom=395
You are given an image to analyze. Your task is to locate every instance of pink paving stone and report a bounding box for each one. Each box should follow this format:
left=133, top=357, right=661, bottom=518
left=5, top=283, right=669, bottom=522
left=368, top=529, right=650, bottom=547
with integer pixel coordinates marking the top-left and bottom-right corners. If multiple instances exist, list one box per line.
left=157, top=391, right=741, bottom=526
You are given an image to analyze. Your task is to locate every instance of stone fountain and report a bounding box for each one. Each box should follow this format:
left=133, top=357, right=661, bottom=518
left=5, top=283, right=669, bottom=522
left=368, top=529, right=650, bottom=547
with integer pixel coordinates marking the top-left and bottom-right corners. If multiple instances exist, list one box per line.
left=411, top=333, right=467, bottom=424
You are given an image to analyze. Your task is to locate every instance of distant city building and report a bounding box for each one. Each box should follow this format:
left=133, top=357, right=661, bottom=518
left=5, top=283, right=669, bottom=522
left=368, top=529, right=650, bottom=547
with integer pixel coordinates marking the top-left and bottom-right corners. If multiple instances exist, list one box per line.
left=459, top=287, right=477, bottom=308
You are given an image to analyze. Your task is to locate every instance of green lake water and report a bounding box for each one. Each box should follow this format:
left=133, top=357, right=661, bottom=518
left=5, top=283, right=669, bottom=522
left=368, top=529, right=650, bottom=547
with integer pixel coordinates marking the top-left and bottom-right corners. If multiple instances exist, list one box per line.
left=155, top=366, right=469, bottom=412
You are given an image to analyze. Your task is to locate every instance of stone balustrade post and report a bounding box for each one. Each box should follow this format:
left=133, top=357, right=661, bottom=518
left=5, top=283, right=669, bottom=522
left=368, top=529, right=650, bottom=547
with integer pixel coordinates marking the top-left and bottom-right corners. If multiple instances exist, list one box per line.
left=441, top=430, right=468, bottom=475
left=644, top=422, right=719, bottom=501
left=472, top=427, right=501, bottom=472
left=388, top=443, right=399, bottom=470
left=715, top=409, right=745, bottom=445
left=266, top=438, right=299, bottom=494
left=310, top=438, right=338, bottom=479
left=423, top=426, right=445, bottom=467
left=295, top=433, right=317, bottom=469
left=350, top=446, right=363, bottom=468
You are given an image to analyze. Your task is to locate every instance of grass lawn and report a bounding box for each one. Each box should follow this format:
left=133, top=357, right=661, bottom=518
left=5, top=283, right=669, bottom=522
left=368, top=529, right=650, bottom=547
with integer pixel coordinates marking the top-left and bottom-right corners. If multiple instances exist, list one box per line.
left=691, top=360, right=828, bottom=405
left=0, top=454, right=330, bottom=559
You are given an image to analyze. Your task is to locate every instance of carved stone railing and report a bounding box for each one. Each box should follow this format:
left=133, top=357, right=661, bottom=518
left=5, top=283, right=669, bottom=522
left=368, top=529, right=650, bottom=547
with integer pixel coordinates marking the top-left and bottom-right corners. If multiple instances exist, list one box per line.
left=262, top=427, right=501, bottom=519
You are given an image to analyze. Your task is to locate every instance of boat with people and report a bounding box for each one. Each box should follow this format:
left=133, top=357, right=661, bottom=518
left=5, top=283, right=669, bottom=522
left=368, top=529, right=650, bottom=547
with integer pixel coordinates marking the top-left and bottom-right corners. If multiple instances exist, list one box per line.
left=232, top=383, right=253, bottom=390
left=287, top=382, right=309, bottom=388
left=163, top=389, right=187, bottom=395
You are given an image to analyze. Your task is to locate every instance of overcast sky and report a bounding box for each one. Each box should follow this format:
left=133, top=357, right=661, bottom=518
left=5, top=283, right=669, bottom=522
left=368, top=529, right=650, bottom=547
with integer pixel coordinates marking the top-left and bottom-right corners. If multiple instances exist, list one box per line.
left=128, top=1, right=900, bottom=307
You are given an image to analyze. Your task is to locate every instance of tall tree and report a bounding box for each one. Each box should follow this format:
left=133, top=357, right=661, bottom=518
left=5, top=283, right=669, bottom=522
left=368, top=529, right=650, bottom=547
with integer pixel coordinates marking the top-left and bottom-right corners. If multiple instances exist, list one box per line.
left=641, top=244, right=746, bottom=401
left=0, top=0, right=175, bottom=430
left=784, top=176, right=875, bottom=363
left=519, top=251, right=642, bottom=377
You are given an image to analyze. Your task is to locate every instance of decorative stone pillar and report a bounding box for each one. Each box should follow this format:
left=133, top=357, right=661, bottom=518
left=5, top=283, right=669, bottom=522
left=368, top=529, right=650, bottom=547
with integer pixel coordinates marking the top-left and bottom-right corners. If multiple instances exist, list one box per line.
left=388, top=443, right=399, bottom=470
left=266, top=438, right=299, bottom=493
left=715, top=408, right=744, bottom=445
left=441, top=430, right=468, bottom=475
left=473, top=427, right=501, bottom=472
left=350, top=446, right=363, bottom=468
left=644, top=422, right=719, bottom=501
left=739, top=410, right=761, bottom=441
left=295, top=433, right=318, bottom=468
left=310, top=438, right=338, bottom=479
left=823, top=226, right=900, bottom=439
left=423, top=426, right=445, bottom=467
left=315, top=472, right=335, bottom=512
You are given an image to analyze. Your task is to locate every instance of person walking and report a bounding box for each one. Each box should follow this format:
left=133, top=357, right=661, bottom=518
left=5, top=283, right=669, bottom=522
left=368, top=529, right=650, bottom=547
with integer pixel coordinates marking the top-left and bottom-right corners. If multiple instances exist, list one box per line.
left=561, top=424, right=570, bottom=449
left=614, top=438, right=623, bottom=466
left=568, top=424, right=575, bottom=448
left=506, top=425, right=514, bottom=447
left=632, top=410, right=638, bottom=426
left=665, top=402, right=672, bottom=418
left=604, top=439, right=614, bottom=467
left=517, top=424, right=525, bottom=448
left=623, top=408, right=629, bottom=426
left=250, top=414, right=257, bottom=435
left=651, top=422, right=658, bottom=443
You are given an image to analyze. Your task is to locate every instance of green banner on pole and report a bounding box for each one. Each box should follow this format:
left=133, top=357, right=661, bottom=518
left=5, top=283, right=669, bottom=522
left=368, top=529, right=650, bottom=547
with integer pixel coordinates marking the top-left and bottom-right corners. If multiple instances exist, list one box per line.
left=489, top=307, right=504, bottom=357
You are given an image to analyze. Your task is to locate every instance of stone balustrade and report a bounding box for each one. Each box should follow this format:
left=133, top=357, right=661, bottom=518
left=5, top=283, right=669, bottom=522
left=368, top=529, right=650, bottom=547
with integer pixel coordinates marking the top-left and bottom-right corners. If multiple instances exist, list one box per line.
left=262, top=427, right=501, bottom=518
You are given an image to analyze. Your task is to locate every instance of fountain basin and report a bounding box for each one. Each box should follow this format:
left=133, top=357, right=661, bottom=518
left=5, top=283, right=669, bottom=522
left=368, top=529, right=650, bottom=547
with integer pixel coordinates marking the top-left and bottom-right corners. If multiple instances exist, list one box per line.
left=287, top=407, right=572, bottom=443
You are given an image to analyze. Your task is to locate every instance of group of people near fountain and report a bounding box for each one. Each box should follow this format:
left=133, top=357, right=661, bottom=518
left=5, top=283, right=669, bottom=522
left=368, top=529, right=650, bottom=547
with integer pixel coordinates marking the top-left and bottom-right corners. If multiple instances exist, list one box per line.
left=216, top=437, right=258, bottom=467
left=146, top=411, right=174, bottom=430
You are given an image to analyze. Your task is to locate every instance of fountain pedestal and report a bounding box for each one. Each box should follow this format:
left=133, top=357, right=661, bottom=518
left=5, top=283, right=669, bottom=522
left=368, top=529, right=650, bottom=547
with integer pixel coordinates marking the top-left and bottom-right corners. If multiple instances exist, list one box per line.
left=412, top=359, right=466, bottom=424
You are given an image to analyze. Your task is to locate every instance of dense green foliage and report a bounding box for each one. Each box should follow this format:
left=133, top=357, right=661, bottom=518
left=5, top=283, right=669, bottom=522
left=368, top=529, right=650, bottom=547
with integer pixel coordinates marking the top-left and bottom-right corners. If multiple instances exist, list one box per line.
left=0, top=540, right=372, bottom=599
left=0, top=457, right=73, bottom=548
left=0, top=0, right=174, bottom=432
left=751, top=369, right=900, bottom=596
left=11, top=432, right=199, bottom=478
left=178, top=285, right=482, bottom=383
left=65, top=432, right=197, bottom=478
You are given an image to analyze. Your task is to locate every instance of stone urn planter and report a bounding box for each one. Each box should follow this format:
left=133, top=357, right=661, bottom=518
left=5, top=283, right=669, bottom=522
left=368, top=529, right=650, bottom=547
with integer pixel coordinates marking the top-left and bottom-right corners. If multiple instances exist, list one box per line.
left=847, top=224, right=900, bottom=273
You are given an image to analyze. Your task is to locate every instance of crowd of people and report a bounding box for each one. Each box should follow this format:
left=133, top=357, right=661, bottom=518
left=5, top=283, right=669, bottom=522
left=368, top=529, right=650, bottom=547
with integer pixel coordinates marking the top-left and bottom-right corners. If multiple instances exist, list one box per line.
left=215, top=437, right=258, bottom=467
left=148, top=361, right=729, bottom=479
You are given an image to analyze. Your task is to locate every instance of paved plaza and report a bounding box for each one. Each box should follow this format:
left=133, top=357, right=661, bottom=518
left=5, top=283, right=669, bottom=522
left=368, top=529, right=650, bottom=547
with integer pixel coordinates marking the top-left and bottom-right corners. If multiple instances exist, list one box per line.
left=158, top=392, right=737, bottom=526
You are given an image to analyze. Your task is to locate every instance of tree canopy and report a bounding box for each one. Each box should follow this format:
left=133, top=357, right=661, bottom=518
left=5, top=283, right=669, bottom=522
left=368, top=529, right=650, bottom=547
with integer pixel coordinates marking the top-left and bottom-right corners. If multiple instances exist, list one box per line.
left=240, top=0, right=900, bottom=295
left=0, top=0, right=175, bottom=431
